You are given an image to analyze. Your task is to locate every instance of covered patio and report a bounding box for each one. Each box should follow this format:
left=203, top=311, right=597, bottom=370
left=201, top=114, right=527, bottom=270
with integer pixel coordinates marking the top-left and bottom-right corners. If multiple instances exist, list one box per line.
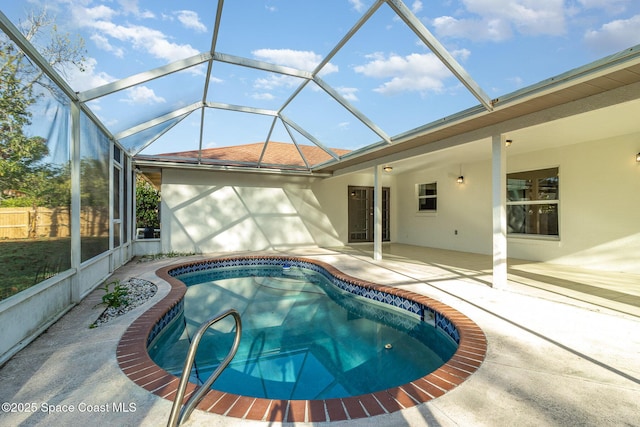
left=0, top=245, right=638, bottom=426
left=1, top=1, right=640, bottom=425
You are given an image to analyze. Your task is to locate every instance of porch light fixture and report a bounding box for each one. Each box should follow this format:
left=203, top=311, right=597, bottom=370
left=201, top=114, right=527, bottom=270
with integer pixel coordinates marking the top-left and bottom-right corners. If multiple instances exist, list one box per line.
left=505, top=139, right=513, bottom=147
left=457, top=164, right=464, bottom=184
left=636, top=152, right=640, bottom=162
left=383, top=166, right=393, bottom=172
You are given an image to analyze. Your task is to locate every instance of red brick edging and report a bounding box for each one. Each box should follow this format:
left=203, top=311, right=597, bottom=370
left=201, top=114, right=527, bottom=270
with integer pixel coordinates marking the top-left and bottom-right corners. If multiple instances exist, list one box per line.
left=116, top=256, right=487, bottom=423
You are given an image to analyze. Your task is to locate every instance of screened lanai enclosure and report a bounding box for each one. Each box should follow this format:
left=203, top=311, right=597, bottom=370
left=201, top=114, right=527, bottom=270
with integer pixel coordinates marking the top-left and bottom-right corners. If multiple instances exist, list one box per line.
left=1, top=1, right=640, bottom=363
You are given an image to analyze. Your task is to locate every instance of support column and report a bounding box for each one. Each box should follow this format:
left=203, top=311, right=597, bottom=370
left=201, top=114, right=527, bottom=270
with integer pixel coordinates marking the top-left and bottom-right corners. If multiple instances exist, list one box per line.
left=70, top=101, right=82, bottom=302
left=373, top=165, right=383, bottom=261
left=492, top=134, right=507, bottom=289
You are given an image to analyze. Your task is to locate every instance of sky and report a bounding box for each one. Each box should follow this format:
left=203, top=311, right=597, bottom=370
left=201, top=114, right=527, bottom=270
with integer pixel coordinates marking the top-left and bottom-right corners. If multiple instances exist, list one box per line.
left=3, top=0, right=640, bottom=161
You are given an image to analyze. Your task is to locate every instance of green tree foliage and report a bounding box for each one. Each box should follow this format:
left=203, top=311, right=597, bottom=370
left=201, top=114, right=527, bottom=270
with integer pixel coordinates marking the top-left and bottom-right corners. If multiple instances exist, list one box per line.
left=136, top=177, right=160, bottom=229
left=0, top=9, right=85, bottom=208
left=0, top=45, right=47, bottom=202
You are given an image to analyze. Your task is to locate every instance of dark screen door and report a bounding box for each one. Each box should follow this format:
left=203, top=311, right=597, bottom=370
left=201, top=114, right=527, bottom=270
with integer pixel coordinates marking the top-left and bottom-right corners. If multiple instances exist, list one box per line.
left=348, top=186, right=389, bottom=243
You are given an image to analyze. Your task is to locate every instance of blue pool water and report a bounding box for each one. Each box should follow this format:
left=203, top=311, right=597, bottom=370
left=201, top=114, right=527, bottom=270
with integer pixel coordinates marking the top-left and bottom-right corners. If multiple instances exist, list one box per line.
left=148, top=265, right=457, bottom=400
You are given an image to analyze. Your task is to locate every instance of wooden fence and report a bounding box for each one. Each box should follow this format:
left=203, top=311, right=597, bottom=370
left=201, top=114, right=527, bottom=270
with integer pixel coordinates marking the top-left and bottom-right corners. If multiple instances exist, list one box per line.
left=0, top=207, right=109, bottom=239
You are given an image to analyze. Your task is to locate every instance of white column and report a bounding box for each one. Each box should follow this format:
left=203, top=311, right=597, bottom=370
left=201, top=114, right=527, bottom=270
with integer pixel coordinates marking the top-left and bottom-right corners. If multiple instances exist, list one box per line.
left=373, top=165, right=383, bottom=261
left=70, top=101, right=82, bottom=302
left=492, top=134, right=507, bottom=289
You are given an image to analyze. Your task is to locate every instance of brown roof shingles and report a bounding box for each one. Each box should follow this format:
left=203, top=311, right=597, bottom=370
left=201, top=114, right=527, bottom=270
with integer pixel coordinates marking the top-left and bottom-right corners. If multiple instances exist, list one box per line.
left=159, top=141, right=350, bottom=168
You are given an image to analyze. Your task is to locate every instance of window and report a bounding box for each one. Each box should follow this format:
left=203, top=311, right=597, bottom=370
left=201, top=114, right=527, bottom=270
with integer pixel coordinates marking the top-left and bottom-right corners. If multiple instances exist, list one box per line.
left=417, top=183, right=437, bottom=212
left=507, top=168, right=559, bottom=237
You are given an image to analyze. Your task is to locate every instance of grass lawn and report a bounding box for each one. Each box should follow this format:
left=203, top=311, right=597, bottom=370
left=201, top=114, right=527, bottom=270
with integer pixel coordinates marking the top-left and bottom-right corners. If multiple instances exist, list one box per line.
left=0, top=237, right=108, bottom=301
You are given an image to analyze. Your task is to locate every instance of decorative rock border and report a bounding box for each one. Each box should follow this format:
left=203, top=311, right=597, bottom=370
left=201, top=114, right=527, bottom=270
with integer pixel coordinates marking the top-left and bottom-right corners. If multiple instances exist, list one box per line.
left=116, top=256, right=487, bottom=423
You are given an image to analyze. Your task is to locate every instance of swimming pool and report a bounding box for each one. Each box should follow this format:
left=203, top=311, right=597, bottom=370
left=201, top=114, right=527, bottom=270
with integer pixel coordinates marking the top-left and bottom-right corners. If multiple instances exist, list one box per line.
left=148, top=264, right=458, bottom=400
left=116, top=256, right=487, bottom=423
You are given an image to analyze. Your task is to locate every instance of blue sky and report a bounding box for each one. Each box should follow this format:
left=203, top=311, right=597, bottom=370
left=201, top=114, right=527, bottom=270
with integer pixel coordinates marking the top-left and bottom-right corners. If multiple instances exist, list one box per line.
left=4, top=0, right=640, bottom=159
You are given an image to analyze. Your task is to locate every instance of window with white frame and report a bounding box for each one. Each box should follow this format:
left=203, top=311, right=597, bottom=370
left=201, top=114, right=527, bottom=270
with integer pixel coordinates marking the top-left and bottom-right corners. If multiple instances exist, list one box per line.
left=507, top=167, right=559, bottom=237
left=417, top=182, right=437, bottom=212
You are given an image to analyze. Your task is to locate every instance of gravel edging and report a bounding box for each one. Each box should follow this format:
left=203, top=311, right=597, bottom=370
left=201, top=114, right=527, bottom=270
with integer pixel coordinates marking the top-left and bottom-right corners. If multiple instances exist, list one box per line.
left=91, top=278, right=157, bottom=327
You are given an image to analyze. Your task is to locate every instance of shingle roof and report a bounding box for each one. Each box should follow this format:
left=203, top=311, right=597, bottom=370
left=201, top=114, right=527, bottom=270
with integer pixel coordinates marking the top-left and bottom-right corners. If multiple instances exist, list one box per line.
left=158, top=141, right=351, bottom=168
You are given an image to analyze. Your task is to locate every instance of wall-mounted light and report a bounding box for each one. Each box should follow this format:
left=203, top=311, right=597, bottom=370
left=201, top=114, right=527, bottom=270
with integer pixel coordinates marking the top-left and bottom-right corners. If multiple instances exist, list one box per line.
left=383, top=165, right=393, bottom=172
left=505, top=139, right=513, bottom=147
left=457, top=164, right=464, bottom=184
left=636, top=152, right=640, bottom=162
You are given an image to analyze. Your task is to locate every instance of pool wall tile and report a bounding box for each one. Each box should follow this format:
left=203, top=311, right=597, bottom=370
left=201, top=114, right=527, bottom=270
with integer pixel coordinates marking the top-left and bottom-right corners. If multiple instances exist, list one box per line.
left=116, top=255, right=487, bottom=423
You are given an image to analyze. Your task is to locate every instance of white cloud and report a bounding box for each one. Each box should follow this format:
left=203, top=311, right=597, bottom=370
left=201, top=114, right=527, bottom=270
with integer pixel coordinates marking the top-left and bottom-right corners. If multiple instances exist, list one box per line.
left=121, top=86, right=166, bottom=105
left=71, top=4, right=199, bottom=63
left=584, top=14, right=640, bottom=54
left=433, top=16, right=513, bottom=42
left=209, top=75, right=224, bottom=85
left=354, top=50, right=470, bottom=95
left=338, top=87, right=359, bottom=102
left=117, top=0, right=155, bottom=18
left=90, top=33, right=124, bottom=57
left=63, top=57, right=115, bottom=93
left=174, top=10, right=207, bottom=33
left=252, top=49, right=338, bottom=74
left=73, top=4, right=118, bottom=22
left=349, top=0, right=367, bottom=13
left=433, top=0, right=566, bottom=41
left=412, top=1, right=423, bottom=14
left=508, top=76, right=524, bottom=88
left=251, top=92, right=275, bottom=101
left=254, top=74, right=301, bottom=91
left=94, top=20, right=199, bottom=62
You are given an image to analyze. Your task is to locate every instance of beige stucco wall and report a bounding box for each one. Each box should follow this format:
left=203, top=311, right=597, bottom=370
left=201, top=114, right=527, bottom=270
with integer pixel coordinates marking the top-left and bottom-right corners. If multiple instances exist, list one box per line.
left=160, top=130, right=639, bottom=273
left=394, top=131, right=640, bottom=273
left=507, top=132, right=640, bottom=272
left=161, top=169, right=344, bottom=253
left=394, top=159, right=493, bottom=254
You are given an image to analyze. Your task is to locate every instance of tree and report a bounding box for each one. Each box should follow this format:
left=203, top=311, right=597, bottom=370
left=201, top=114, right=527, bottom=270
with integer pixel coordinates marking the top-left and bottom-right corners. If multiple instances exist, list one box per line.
left=136, top=177, right=160, bottom=231
left=2, top=9, right=86, bottom=100
left=0, top=45, right=50, bottom=205
left=0, top=9, right=85, bottom=207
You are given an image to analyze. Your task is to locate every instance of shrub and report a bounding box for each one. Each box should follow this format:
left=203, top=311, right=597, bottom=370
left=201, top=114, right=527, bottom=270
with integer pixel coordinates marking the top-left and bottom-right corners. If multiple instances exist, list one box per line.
left=100, top=280, right=129, bottom=309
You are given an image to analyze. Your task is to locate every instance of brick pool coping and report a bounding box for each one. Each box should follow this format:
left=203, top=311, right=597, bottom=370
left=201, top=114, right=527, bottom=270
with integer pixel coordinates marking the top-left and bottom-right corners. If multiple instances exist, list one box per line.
left=116, top=255, right=487, bottom=423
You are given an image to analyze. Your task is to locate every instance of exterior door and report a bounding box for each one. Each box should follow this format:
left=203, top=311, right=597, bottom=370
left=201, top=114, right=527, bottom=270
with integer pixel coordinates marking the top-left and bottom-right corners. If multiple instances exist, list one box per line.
left=348, top=186, right=390, bottom=243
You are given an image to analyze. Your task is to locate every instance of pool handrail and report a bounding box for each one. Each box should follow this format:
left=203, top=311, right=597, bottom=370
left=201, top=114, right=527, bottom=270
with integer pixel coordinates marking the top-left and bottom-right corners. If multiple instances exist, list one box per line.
left=167, top=308, right=242, bottom=427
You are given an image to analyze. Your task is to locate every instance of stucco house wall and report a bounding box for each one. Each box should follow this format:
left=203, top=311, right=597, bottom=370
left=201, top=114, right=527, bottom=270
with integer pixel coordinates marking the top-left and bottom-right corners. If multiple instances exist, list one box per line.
left=506, top=132, right=640, bottom=272
left=161, top=169, right=344, bottom=253
left=160, top=128, right=639, bottom=274
left=393, top=131, right=640, bottom=273
left=394, top=160, right=492, bottom=255
left=161, top=168, right=399, bottom=253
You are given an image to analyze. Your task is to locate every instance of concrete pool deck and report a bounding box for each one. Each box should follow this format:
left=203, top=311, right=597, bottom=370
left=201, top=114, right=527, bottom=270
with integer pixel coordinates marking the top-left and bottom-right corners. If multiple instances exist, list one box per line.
left=1, top=244, right=639, bottom=426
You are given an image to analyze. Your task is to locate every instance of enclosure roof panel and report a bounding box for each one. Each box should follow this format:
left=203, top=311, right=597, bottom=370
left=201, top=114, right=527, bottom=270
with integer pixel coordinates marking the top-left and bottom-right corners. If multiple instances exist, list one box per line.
left=2, top=1, right=640, bottom=173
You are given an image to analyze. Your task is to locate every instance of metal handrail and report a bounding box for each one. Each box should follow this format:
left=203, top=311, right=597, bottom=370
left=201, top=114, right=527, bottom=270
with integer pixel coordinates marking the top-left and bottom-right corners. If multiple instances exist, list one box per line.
left=167, top=308, right=242, bottom=427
